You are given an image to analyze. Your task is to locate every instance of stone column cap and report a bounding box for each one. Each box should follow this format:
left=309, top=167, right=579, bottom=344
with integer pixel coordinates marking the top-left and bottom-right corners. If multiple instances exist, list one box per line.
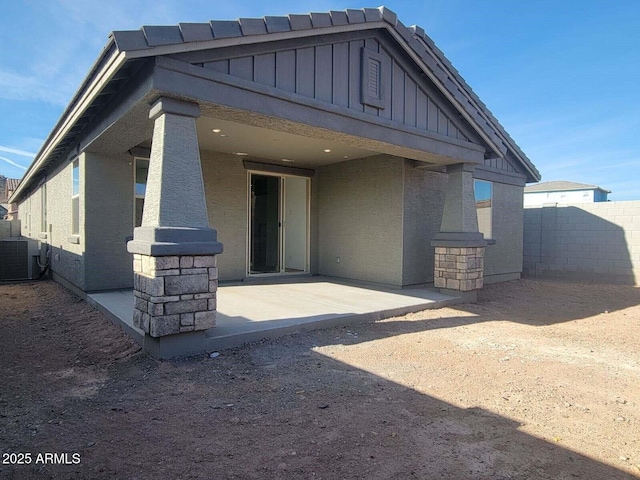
left=431, top=231, right=487, bottom=248
left=128, top=226, right=224, bottom=256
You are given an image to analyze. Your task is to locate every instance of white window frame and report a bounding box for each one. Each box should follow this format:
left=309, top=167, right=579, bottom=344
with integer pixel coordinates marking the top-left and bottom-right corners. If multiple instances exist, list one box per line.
left=71, top=159, right=80, bottom=237
left=27, top=196, right=31, bottom=234
left=40, top=182, right=47, bottom=235
left=474, top=179, right=493, bottom=240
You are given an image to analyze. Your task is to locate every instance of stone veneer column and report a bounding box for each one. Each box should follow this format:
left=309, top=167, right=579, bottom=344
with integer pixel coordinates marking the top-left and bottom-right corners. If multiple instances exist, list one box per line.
left=433, top=246, right=484, bottom=291
left=132, top=254, right=218, bottom=336
left=127, top=97, right=223, bottom=356
left=431, top=163, right=486, bottom=297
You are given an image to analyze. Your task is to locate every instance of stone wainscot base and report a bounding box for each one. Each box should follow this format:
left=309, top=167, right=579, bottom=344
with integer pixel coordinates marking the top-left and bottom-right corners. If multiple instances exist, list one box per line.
left=132, top=254, right=218, bottom=337
left=434, top=246, right=484, bottom=291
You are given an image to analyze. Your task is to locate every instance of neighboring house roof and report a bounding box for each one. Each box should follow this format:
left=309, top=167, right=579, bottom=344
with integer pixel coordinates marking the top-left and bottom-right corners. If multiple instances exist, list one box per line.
left=0, top=204, right=7, bottom=216
left=0, top=176, right=21, bottom=203
left=11, top=6, right=540, bottom=203
left=6, top=178, right=20, bottom=193
left=525, top=181, right=611, bottom=194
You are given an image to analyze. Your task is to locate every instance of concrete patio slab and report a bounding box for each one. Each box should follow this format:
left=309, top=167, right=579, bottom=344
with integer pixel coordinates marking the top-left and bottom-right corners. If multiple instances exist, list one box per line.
left=87, top=276, right=462, bottom=354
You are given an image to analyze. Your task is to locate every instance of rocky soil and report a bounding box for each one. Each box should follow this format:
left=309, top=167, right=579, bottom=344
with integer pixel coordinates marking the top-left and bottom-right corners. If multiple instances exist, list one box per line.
left=0, top=278, right=638, bottom=479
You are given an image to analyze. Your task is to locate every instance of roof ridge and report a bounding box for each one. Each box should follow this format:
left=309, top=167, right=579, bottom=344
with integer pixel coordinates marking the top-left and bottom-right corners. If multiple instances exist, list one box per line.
left=112, top=7, right=397, bottom=50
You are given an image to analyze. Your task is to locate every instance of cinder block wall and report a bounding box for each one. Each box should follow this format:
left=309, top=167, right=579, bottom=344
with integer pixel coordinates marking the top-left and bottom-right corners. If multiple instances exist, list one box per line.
left=0, top=220, right=21, bottom=239
left=523, top=201, right=640, bottom=285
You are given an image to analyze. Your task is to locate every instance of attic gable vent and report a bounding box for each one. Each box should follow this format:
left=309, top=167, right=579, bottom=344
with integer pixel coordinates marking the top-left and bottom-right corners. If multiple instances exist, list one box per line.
left=368, top=59, right=380, bottom=96
left=361, top=48, right=385, bottom=109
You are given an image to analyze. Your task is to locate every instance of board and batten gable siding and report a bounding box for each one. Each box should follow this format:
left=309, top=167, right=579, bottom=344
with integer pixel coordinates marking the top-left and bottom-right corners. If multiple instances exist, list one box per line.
left=178, top=31, right=479, bottom=147
left=483, top=153, right=524, bottom=175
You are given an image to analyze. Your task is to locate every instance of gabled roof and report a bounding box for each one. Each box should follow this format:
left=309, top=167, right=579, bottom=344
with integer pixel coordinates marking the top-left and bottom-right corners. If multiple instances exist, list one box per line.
left=11, top=6, right=539, bottom=203
left=525, top=181, right=611, bottom=194
left=110, top=6, right=538, bottom=180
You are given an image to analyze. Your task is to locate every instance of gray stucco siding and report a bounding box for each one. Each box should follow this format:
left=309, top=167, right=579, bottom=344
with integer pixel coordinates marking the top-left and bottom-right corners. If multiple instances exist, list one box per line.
left=483, top=181, right=524, bottom=280
left=83, top=152, right=135, bottom=291
left=201, top=151, right=248, bottom=281
left=18, top=156, right=87, bottom=289
left=201, top=151, right=320, bottom=281
left=402, top=163, right=447, bottom=285
left=317, top=155, right=404, bottom=285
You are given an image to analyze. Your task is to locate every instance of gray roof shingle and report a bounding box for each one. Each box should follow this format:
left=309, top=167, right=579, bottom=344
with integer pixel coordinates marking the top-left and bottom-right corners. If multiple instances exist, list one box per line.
left=179, top=23, right=215, bottom=43
left=210, top=20, right=242, bottom=39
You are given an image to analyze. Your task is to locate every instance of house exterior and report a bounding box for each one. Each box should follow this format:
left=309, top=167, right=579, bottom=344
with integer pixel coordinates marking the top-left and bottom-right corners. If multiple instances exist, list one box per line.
left=524, top=181, right=610, bottom=207
left=10, top=7, right=539, bottom=352
left=1, top=176, right=21, bottom=220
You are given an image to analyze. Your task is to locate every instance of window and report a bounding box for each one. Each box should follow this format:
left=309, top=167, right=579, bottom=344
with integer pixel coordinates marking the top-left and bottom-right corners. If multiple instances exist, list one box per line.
left=40, top=183, right=47, bottom=233
left=71, top=159, right=79, bottom=235
left=27, top=196, right=31, bottom=234
left=474, top=179, right=492, bottom=239
left=134, top=158, right=149, bottom=227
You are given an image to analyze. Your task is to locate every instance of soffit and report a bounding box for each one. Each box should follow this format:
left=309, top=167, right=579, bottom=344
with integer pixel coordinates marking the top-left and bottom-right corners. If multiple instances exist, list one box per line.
left=196, top=117, right=376, bottom=167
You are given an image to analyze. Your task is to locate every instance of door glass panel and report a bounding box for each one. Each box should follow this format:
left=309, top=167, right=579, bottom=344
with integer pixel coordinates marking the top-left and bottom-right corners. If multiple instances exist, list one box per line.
left=250, top=175, right=280, bottom=273
left=284, top=176, right=308, bottom=272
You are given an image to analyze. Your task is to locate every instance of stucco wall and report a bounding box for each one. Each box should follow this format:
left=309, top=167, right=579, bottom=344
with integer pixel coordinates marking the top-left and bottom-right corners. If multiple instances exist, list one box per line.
left=317, top=155, right=404, bottom=285
left=19, top=155, right=87, bottom=289
left=402, top=163, right=447, bottom=285
left=201, top=151, right=319, bottom=281
left=201, top=151, right=248, bottom=281
left=401, top=168, right=524, bottom=285
left=84, top=152, right=134, bottom=291
left=524, top=201, right=640, bottom=285
left=483, top=182, right=525, bottom=281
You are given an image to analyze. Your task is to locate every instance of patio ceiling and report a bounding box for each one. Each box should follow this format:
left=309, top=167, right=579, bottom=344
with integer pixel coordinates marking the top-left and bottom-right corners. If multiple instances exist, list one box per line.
left=196, top=116, right=378, bottom=168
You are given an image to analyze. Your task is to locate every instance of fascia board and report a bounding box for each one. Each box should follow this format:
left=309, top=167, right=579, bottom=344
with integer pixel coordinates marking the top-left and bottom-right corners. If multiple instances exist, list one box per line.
left=10, top=49, right=128, bottom=202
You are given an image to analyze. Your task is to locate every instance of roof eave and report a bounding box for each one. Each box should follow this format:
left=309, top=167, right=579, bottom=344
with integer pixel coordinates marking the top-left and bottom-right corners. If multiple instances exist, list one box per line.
left=13, top=6, right=541, bottom=201
left=11, top=36, right=125, bottom=203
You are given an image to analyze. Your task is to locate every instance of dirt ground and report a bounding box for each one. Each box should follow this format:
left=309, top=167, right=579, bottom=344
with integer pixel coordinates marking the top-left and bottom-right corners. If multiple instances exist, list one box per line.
left=0, top=278, right=638, bottom=480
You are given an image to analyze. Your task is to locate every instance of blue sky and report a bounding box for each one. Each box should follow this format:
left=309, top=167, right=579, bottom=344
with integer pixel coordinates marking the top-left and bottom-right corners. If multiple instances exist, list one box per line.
left=1, top=0, right=638, bottom=199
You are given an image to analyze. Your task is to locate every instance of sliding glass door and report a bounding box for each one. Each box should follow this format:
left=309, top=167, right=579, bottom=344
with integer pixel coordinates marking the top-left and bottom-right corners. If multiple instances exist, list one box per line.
left=248, top=173, right=309, bottom=275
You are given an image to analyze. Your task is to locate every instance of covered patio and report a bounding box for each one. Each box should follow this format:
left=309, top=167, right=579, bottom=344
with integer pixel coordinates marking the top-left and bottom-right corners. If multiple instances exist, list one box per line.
left=87, top=276, right=461, bottom=358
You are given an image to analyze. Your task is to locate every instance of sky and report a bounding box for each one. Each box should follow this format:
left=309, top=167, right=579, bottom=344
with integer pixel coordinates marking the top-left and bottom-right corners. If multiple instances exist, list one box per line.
left=0, top=0, right=639, bottom=200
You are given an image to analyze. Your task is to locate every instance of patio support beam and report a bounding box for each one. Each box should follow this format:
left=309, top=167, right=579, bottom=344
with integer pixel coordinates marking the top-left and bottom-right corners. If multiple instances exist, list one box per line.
left=127, top=96, right=223, bottom=356
left=431, top=163, right=486, bottom=299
